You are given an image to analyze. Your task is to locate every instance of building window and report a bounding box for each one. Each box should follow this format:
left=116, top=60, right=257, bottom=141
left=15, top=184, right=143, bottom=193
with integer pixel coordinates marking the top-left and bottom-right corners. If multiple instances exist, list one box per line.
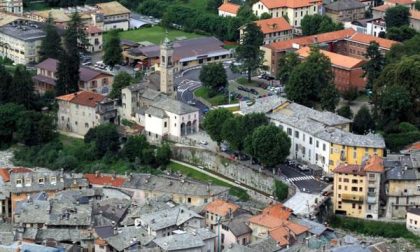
left=338, top=185, right=341, bottom=189
left=164, top=122, right=167, bottom=128
left=50, top=177, right=56, bottom=184
left=295, top=131, right=299, bottom=138
left=316, top=141, right=319, bottom=148
left=188, top=197, right=191, bottom=203
left=359, top=187, right=363, bottom=191
left=323, top=143, right=326, bottom=151
left=309, top=137, right=313, bottom=144
left=351, top=187, right=357, bottom=192
left=352, top=203, right=356, bottom=208
left=38, top=178, right=45, bottom=184
left=343, top=178, right=349, bottom=182
left=352, top=179, right=358, bottom=183
left=287, top=128, right=292, bottom=135
left=339, top=178, right=342, bottom=182
left=358, top=205, right=362, bottom=210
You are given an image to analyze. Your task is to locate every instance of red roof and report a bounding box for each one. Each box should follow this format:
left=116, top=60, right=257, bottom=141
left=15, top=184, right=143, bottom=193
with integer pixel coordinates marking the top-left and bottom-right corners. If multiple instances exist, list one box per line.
left=260, top=0, right=321, bottom=9
left=334, top=164, right=365, bottom=175
left=85, top=25, right=102, bottom=34
left=261, top=203, right=292, bottom=220
left=0, top=167, right=33, bottom=182
left=218, top=2, right=240, bottom=14
left=385, top=0, right=414, bottom=5
left=56, top=91, right=105, bottom=108
left=84, top=174, right=126, bottom=187
left=204, top=199, right=240, bottom=217
left=348, top=33, right=398, bottom=49
left=255, top=17, right=293, bottom=34
left=296, top=47, right=365, bottom=69
left=249, top=203, right=292, bottom=228
left=364, top=155, right=384, bottom=173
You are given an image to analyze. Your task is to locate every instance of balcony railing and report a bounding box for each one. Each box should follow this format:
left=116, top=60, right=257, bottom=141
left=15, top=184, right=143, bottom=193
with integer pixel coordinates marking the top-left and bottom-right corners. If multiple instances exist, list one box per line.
left=342, top=193, right=363, bottom=202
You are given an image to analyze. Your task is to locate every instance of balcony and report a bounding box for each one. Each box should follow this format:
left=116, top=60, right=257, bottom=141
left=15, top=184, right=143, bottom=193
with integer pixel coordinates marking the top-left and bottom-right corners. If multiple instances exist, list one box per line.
left=367, top=192, right=376, bottom=197
left=342, top=193, right=363, bottom=202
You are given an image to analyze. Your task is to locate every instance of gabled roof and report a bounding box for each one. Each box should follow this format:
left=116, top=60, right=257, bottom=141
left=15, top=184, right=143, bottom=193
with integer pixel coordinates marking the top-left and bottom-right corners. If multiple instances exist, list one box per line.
left=259, top=0, right=320, bottom=9
left=56, top=91, right=106, bottom=108
left=261, top=203, right=292, bottom=220
left=296, top=46, right=365, bottom=69
left=35, top=58, right=59, bottom=72
left=348, top=33, right=398, bottom=49
left=204, top=199, right=239, bottom=217
left=84, top=173, right=126, bottom=187
left=255, top=17, right=293, bottom=34
left=326, top=0, right=365, bottom=11
left=364, top=155, right=384, bottom=173
left=218, top=2, right=240, bottom=14
left=96, top=1, right=131, bottom=16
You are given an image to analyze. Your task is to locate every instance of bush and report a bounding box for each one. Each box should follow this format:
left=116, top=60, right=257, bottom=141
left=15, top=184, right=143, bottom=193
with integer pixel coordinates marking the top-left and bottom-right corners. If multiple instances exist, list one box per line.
left=399, top=122, right=418, bottom=132
left=385, top=131, right=420, bottom=152
left=274, top=180, right=288, bottom=201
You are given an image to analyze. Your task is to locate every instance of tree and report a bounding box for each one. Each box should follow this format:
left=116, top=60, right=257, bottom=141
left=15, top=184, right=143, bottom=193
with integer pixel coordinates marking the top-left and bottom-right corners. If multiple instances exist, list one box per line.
left=362, top=42, right=385, bottom=90
left=0, top=103, right=25, bottom=145
left=274, top=180, right=288, bottom=201
left=353, top=105, right=375, bottom=134
left=244, top=125, right=290, bottom=167
left=384, top=5, right=410, bottom=29
left=242, top=113, right=269, bottom=134
left=0, top=64, right=12, bottom=104
left=156, top=143, right=171, bottom=167
left=277, top=52, right=300, bottom=84
left=337, top=105, right=353, bottom=119
left=236, top=23, right=264, bottom=82
left=85, top=124, right=120, bottom=157
left=10, top=65, right=35, bottom=109
left=237, top=5, right=257, bottom=22
left=203, top=108, right=233, bottom=145
left=386, top=34, right=420, bottom=63
left=386, top=25, right=417, bottom=42
left=221, top=117, right=246, bottom=151
left=379, top=85, right=412, bottom=125
left=207, top=0, right=223, bottom=13
left=416, top=0, right=420, bottom=11
left=109, top=72, right=133, bottom=100
left=301, top=14, right=343, bottom=35
left=320, top=83, right=339, bottom=112
left=121, top=135, right=150, bottom=162
left=103, top=30, right=122, bottom=68
left=15, top=111, right=56, bottom=146
left=260, top=12, right=272, bottom=19
left=39, top=13, right=63, bottom=61
left=199, top=63, right=228, bottom=94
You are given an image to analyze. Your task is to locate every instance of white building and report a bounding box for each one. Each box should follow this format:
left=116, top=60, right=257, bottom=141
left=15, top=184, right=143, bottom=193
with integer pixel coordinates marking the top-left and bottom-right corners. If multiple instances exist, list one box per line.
left=218, top=0, right=240, bottom=17
left=348, top=18, right=386, bottom=37
left=56, top=91, right=117, bottom=137
left=96, top=2, right=131, bottom=31
left=407, top=208, right=420, bottom=235
left=0, top=0, right=22, bottom=15
left=85, top=25, right=103, bottom=52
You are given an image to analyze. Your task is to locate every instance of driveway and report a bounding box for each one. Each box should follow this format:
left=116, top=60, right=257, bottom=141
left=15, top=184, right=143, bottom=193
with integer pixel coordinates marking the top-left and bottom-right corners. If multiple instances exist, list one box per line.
left=278, top=164, right=329, bottom=194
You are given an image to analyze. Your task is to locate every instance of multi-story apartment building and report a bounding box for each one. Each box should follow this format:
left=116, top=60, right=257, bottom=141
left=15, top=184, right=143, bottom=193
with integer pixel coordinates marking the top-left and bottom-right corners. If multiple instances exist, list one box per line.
left=56, top=91, right=117, bottom=136
left=0, top=19, right=46, bottom=64
left=33, top=58, right=114, bottom=95
left=252, top=0, right=321, bottom=32
left=85, top=25, right=103, bottom=52
left=240, top=17, right=293, bottom=45
left=96, top=1, right=131, bottom=31
left=333, top=155, right=384, bottom=219
left=0, top=0, right=22, bottom=14
left=240, top=96, right=385, bottom=173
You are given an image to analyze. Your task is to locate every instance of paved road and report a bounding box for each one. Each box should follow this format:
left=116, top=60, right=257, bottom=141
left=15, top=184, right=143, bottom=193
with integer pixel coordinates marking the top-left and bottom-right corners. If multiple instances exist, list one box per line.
left=278, top=164, right=329, bottom=194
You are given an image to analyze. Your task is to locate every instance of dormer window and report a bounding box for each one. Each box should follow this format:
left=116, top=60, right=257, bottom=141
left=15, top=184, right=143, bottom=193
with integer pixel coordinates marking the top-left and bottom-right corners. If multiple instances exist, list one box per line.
left=16, top=179, right=23, bottom=187
left=50, top=176, right=56, bottom=185
left=38, top=178, right=45, bottom=185
left=25, top=178, right=31, bottom=187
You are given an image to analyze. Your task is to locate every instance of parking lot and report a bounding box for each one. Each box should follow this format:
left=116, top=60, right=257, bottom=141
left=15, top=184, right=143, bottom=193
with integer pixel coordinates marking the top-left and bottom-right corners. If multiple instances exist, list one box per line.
left=278, top=164, right=329, bottom=194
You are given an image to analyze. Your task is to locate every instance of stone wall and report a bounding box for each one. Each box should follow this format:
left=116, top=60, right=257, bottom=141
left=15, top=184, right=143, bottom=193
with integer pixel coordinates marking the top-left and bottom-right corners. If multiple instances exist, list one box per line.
left=171, top=146, right=292, bottom=203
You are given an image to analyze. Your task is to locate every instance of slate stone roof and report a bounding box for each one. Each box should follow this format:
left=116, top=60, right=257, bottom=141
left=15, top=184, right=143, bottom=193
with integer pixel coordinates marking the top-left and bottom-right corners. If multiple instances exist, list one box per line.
left=104, top=226, right=153, bottom=251
left=152, top=97, right=199, bottom=115
left=153, top=232, right=205, bottom=251
left=326, top=0, right=365, bottom=11
left=221, top=213, right=253, bottom=237
left=139, top=206, right=202, bottom=231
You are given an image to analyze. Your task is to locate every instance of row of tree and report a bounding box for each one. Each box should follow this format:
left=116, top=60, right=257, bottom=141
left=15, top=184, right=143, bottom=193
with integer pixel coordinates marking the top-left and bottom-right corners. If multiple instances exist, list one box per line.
left=384, top=5, right=418, bottom=42
left=203, top=109, right=291, bottom=167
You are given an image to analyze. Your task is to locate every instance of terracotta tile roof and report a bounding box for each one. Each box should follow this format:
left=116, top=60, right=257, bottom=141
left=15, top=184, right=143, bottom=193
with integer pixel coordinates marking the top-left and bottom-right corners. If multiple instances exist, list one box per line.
left=56, top=91, right=105, bottom=108
left=385, top=0, right=414, bottom=4
left=11, top=167, right=33, bottom=174
left=85, top=25, right=102, bottom=34
left=285, top=221, right=309, bottom=235
left=0, top=168, right=9, bottom=182
left=249, top=213, right=285, bottom=228
left=0, top=167, right=32, bottom=182
left=84, top=174, right=126, bottom=187
left=218, top=2, right=240, bottom=14
left=373, top=4, right=389, bottom=12
left=255, top=17, right=293, bottom=34
left=204, top=199, right=240, bottom=217
left=410, top=9, right=420, bottom=20
left=269, top=221, right=308, bottom=246
left=260, top=0, right=321, bottom=9
left=266, top=28, right=356, bottom=51
left=261, top=203, right=292, bottom=220
left=296, top=47, right=365, bottom=69
left=364, top=155, right=384, bottom=173
left=334, top=164, right=365, bottom=175
left=348, top=33, right=398, bottom=49
left=403, top=141, right=420, bottom=152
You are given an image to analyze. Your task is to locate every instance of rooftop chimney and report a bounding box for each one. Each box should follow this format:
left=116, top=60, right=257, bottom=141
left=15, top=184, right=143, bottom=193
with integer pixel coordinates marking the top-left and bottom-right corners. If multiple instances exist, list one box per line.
left=95, top=171, right=100, bottom=178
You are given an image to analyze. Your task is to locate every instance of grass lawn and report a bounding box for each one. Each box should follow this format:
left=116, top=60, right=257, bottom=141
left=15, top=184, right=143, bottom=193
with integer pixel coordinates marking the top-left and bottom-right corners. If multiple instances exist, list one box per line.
left=177, top=0, right=208, bottom=12
left=167, top=161, right=250, bottom=201
left=194, top=86, right=237, bottom=106
left=107, top=26, right=202, bottom=45
left=236, top=77, right=259, bottom=87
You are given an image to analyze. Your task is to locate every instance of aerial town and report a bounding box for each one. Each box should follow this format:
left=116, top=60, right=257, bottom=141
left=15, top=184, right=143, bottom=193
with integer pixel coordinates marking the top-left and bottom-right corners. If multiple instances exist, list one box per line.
left=0, top=0, right=418, bottom=251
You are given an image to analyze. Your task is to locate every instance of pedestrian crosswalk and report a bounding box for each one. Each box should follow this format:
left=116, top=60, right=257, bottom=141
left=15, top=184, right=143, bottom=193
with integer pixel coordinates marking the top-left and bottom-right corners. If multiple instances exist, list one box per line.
left=286, top=176, right=315, bottom=182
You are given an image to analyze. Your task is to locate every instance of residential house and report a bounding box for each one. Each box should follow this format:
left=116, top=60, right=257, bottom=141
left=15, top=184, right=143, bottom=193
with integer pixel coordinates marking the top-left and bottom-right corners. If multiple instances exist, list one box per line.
left=349, top=18, right=386, bottom=37
left=218, top=0, right=240, bottom=17
left=0, top=19, right=46, bottom=64
left=217, top=213, right=253, bottom=250
left=261, top=28, right=397, bottom=75
left=296, top=46, right=366, bottom=91
left=406, top=208, right=420, bottom=235
left=325, top=0, right=366, bottom=23
left=0, top=0, right=22, bottom=14
left=372, top=0, right=420, bottom=31
left=240, top=17, right=293, bottom=45
left=383, top=151, right=420, bottom=219
left=251, top=0, right=322, bottom=32
left=96, top=226, right=154, bottom=252
left=203, top=199, right=240, bottom=228
left=333, top=155, right=385, bottom=219
left=152, top=228, right=217, bottom=252
left=33, top=58, right=114, bottom=95
left=240, top=96, right=385, bottom=173
left=85, top=25, right=103, bottom=52
left=56, top=91, right=117, bottom=136
left=96, top=1, right=131, bottom=31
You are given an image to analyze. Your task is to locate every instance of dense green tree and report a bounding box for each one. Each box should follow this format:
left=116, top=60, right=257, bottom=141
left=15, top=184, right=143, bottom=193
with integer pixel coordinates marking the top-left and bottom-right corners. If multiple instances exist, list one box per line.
left=199, top=63, right=228, bottom=94
left=15, top=111, right=56, bottom=146
left=236, top=23, right=264, bottom=82
left=337, top=105, right=353, bottom=119
left=341, top=87, right=359, bottom=103
left=203, top=108, right=233, bottom=145
left=156, top=143, right=171, bottom=167
left=362, top=42, right=385, bottom=90
left=301, top=14, right=343, bottom=35
left=277, top=52, right=300, bottom=84
left=386, top=25, right=417, bottom=42
left=85, top=124, right=120, bottom=157
left=103, top=30, right=122, bottom=68
left=320, top=83, right=339, bottom=112
left=221, top=117, right=246, bottom=151
left=386, top=34, right=420, bottom=63
left=242, top=113, right=269, bottom=134
left=244, top=125, right=290, bottom=167
left=260, top=12, right=272, bottom=19
left=109, top=72, right=133, bottom=100
left=416, top=0, right=420, bottom=11
left=10, top=65, right=35, bottom=109
left=274, top=180, right=288, bottom=201
left=39, top=13, right=63, bottom=61
left=353, top=105, right=375, bottom=134
left=237, top=5, right=258, bottom=22
left=138, top=0, right=169, bottom=18
left=379, top=85, right=412, bottom=125
left=384, top=5, right=410, bottom=29
left=0, top=103, right=25, bottom=145
left=0, top=64, right=12, bottom=104
left=121, top=135, right=150, bottom=162
left=207, top=0, right=223, bottom=12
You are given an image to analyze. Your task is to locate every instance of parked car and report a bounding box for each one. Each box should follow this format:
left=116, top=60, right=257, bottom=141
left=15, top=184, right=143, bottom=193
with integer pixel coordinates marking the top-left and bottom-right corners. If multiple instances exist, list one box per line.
left=199, top=140, right=208, bottom=145
left=237, top=86, right=247, bottom=91
left=220, top=143, right=229, bottom=152
left=187, top=100, right=196, bottom=105
left=250, top=88, right=259, bottom=95
left=298, top=164, right=310, bottom=171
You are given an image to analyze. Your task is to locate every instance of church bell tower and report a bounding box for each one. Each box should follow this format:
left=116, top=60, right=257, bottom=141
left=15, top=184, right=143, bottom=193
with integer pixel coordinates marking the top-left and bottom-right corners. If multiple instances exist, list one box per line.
left=160, top=34, right=174, bottom=96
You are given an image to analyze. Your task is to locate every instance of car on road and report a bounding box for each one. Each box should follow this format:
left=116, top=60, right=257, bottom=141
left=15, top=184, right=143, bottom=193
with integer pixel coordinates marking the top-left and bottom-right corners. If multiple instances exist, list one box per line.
left=260, top=73, right=275, bottom=80
left=199, top=140, right=208, bottom=145
left=237, top=86, right=249, bottom=92
left=187, top=100, right=196, bottom=105
left=298, top=164, right=310, bottom=171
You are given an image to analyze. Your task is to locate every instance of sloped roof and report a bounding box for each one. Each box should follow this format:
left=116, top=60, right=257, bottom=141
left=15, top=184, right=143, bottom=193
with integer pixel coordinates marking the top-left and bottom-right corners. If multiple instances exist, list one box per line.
left=204, top=199, right=239, bottom=217
left=218, top=2, right=240, bottom=14
left=84, top=174, right=126, bottom=187
left=259, top=0, right=320, bottom=9
left=35, top=58, right=58, bottom=72
left=255, top=17, right=293, bottom=34
left=326, top=0, right=365, bottom=11
left=96, top=1, right=131, bottom=16
left=364, top=155, right=384, bottom=173
left=348, top=32, right=398, bottom=49
left=56, top=91, right=105, bottom=108
left=261, top=203, right=292, bottom=220
left=296, top=46, right=365, bottom=69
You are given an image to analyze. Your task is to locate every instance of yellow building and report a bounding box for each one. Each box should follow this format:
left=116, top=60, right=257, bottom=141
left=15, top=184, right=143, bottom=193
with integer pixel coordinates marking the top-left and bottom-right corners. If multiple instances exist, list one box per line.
left=333, top=155, right=384, bottom=219
left=329, top=143, right=385, bottom=172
